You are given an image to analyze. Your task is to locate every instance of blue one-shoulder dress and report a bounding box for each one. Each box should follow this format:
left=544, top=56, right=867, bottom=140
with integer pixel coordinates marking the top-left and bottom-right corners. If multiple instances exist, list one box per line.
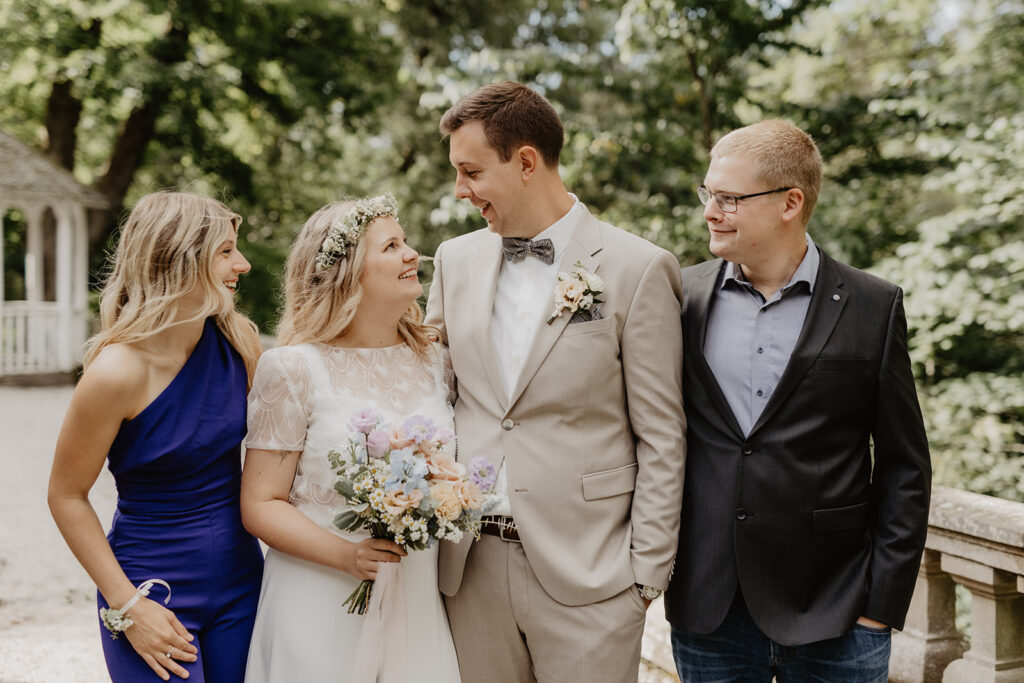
left=98, top=318, right=264, bottom=682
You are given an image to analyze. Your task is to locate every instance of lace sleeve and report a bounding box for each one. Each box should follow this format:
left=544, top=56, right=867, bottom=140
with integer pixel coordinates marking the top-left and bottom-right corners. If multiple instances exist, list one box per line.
left=245, top=347, right=313, bottom=451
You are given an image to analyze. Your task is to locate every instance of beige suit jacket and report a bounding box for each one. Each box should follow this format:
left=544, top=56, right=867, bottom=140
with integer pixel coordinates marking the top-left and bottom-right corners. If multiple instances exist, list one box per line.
left=425, top=207, right=686, bottom=607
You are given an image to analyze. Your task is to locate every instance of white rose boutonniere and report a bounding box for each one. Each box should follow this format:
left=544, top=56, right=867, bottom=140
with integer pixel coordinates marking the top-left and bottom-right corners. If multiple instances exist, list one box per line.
left=546, top=261, right=604, bottom=324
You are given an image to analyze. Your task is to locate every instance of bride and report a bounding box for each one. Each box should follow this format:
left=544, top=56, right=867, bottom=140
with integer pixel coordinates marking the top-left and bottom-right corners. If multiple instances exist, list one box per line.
left=240, top=194, right=460, bottom=682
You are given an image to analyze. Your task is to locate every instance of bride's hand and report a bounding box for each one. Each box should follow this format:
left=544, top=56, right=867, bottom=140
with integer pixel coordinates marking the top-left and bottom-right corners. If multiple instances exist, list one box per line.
left=344, top=538, right=407, bottom=580
left=122, top=598, right=198, bottom=680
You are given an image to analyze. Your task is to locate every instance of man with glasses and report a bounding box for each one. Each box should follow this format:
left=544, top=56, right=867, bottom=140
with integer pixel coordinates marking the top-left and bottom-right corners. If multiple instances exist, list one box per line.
left=664, top=119, right=931, bottom=682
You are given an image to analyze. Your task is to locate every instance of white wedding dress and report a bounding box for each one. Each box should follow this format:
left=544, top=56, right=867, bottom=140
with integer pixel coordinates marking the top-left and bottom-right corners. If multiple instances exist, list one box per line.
left=243, top=341, right=460, bottom=683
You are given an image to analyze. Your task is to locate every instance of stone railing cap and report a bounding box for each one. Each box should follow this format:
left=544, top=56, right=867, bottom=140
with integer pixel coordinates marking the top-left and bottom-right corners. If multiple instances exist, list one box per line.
left=929, top=485, right=1024, bottom=548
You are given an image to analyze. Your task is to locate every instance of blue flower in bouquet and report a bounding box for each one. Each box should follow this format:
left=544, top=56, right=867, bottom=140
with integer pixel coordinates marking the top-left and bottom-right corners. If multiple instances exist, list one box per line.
left=402, top=416, right=437, bottom=444
left=385, top=448, right=429, bottom=496
left=348, top=409, right=380, bottom=435
left=467, top=456, right=497, bottom=491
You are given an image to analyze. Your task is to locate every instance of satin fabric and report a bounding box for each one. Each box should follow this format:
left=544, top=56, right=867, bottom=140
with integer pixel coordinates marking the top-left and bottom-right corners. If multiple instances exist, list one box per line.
left=98, top=318, right=264, bottom=682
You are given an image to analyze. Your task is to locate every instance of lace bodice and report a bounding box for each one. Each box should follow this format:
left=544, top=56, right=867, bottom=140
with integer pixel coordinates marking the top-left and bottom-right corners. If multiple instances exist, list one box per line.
left=246, top=341, right=454, bottom=531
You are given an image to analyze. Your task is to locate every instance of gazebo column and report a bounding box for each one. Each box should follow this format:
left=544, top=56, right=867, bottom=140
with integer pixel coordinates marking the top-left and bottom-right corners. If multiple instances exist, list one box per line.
left=54, top=203, right=74, bottom=370
left=72, top=203, right=89, bottom=365
left=24, top=203, right=45, bottom=302
left=1, top=204, right=6, bottom=304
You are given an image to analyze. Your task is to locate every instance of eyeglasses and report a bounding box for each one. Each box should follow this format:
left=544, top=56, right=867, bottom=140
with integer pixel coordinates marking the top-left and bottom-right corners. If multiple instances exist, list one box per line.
left=696, top=185, right=793, bottom=213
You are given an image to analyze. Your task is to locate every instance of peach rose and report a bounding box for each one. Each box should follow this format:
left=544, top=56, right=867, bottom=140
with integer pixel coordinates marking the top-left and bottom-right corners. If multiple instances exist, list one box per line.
left=389, top=426, right=415, bottom=450
left=381, top=488, right=423, bottom=517
left=556, top=278, right=585, bottom=306
left=427, top=452, right=465, bottom=481
left=432, top=481, right=463, bottom=520
left=455, top=480, right=485, bottom=511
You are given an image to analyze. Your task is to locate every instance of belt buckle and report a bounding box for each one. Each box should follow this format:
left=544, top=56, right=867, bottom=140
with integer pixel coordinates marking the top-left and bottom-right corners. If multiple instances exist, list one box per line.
left=498, top=518, right=520, bottom=543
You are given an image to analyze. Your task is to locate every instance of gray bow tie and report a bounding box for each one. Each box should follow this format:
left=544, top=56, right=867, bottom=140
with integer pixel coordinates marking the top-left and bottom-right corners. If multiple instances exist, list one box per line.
left=502, top=237, right=555, bottom=265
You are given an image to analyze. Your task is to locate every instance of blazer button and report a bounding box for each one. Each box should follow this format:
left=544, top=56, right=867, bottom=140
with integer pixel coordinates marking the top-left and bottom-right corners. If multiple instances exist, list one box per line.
left=742, top=446, right=753, bottom=456
left=501, top=418, right=514, bottom=431
left=735, top=509, right=748, bottom=521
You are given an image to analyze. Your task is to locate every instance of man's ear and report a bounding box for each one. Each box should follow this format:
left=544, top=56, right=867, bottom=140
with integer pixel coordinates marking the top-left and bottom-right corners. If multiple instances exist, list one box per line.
left=781, top=187, right=805, bottom=223
left=518, top=145, right=540, bottom=183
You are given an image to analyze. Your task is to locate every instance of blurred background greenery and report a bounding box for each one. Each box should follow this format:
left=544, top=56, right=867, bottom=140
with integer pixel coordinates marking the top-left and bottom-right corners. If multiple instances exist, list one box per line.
left=1, top=0, right=1020, bottom=500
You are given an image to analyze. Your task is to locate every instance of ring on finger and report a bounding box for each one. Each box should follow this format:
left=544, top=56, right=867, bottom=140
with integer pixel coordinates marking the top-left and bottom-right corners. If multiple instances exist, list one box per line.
left=165, top=650, right=174, bottom=659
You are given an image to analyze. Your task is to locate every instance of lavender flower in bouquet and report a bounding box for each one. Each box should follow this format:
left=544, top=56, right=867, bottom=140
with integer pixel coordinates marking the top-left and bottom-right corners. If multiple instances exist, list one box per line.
left=328, top=410, right=502, bottom=614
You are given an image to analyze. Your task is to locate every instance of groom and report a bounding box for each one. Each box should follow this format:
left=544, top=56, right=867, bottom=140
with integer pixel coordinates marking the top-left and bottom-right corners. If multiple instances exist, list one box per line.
left=425, top=81, right=686, bottom=682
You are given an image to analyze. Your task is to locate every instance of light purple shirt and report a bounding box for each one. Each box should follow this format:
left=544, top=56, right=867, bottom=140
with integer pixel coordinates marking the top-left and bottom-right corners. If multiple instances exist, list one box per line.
left=704, top=234, right=819, bottom=436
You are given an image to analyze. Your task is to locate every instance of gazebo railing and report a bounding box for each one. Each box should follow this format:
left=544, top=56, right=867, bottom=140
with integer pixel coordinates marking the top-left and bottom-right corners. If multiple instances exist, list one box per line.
left=0, top=301, right=64, bottom=374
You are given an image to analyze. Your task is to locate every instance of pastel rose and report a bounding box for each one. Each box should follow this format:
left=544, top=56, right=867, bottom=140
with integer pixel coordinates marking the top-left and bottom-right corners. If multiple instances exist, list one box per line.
left=455, top=480, right=486, bottom=511
left=427, top=452, right=465, bottom=481
left=433, top=426, right=455, bottom=444
left=366, top=429, right=391, bottom=459
left=389, top=427, right=415, bottom=450
left=432, top=481, right=463, bottom=520
left=381, top=488, right=423, bottom=517
left=557, top=278, right=585, bottom=306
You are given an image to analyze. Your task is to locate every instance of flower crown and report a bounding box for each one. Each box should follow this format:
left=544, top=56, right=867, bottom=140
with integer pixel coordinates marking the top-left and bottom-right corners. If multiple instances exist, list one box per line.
left=315, top=193, right=399, bottom=272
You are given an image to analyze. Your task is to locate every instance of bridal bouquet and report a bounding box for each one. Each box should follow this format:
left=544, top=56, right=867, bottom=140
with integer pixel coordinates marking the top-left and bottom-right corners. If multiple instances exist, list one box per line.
left=328, top=410, right=503, bottom=614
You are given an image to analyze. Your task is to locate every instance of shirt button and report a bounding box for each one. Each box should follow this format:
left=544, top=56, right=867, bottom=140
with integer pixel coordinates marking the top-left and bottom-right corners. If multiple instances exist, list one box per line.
left=756, top=389, right=763, bottom=397
left=757, top=346, right=764, bottom=354
left=501, top=418, right=514, bottom=431
left=735, top=509, right=748, bottom=521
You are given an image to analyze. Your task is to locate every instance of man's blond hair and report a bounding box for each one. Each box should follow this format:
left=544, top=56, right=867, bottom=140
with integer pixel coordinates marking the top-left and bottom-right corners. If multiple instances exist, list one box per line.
left=711, top=120, right=823, bottom=224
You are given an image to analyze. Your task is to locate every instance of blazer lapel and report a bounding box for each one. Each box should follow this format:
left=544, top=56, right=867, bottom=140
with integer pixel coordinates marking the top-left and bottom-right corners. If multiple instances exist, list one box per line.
left=506, top=213, right=602, bottom=411
left=688, top=261, right=745, bottom=440
left=469, top=235, right=509, bottom=410
left=748, top=249, right=846, bottom=437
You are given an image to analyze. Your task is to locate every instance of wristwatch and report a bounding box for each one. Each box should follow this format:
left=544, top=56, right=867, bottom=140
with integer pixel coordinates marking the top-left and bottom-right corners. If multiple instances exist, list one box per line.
left=636, top=584, right=662, bottom=600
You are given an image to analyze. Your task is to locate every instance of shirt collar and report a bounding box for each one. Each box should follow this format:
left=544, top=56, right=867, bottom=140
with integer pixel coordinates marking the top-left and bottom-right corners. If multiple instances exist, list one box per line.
left=721, top=233, right=819, bottom=294
left=530, top=194, right=582, bottom=263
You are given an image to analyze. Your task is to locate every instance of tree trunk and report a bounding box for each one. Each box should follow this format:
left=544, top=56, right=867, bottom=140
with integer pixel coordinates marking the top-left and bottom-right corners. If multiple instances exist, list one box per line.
left=87, top=22, right=190, bottom=255
left=44, top=80, right=82, bottom=171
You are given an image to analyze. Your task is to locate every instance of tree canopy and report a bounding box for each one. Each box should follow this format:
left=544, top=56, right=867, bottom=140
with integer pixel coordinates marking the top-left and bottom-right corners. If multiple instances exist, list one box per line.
left=2, top=0, right=1020, bottom=499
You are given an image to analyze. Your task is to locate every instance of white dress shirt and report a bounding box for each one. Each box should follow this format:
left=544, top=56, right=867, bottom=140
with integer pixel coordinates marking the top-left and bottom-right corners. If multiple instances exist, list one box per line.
left=487, top=196, right=584, bottom=515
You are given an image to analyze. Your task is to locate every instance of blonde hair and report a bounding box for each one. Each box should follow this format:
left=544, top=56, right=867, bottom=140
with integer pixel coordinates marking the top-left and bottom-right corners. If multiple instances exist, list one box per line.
left=83, top=191, right=262, bottom=382
left=711, top=120, right=823, bottom=224
left=275, top=199, right=433, bottom=355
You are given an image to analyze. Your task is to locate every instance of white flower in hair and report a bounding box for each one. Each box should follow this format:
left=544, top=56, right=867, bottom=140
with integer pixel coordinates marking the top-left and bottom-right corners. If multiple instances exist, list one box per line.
left=315, top=193, right=399, bottom=272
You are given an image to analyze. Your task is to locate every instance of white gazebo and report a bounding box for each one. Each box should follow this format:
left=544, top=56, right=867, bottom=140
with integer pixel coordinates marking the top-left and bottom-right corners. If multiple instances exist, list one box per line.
left=0, top=130, right=109, bottom=380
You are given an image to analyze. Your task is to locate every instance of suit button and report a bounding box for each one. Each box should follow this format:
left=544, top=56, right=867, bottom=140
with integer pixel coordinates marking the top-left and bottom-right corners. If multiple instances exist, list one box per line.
left=501, top=418, right=514, bottom=431
left=742, top=446, right=753, bottom=455
left=735, top=509, right=748, bottom=521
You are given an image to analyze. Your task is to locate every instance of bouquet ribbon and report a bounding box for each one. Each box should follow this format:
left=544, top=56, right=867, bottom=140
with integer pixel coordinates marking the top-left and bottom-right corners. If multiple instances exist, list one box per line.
left=351, top=561, right=407, bottom=682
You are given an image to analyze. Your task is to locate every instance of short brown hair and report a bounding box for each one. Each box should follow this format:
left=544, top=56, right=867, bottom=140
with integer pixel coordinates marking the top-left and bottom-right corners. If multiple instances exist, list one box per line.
left=711, top=120, right=823, bottom=223
left=439, top=81, right=564, bottom=167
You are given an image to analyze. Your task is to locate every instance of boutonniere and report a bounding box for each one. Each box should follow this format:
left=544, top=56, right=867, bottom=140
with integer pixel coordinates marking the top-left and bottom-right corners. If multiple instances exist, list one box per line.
left=546, top=261, right=605, bottom=324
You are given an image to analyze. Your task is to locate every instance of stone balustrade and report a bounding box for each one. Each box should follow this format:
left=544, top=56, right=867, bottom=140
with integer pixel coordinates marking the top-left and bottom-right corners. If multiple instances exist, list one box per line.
left=892, top=485, right=1024, bottom=683
left=643, top=485, right=1024, bottom=682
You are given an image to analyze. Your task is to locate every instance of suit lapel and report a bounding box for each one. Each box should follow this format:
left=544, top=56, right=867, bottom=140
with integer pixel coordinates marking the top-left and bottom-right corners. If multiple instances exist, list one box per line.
left=748, top=249, right=846, bottom=437
left=469, top=235, right=509, bottom=410
left=688, top=261, right=745, bottom=440
left=506, top=213, right=602, bottom=411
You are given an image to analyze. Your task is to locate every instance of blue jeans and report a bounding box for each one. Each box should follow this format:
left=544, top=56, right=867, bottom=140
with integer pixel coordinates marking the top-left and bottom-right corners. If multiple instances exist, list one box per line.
left=671, top=595, right=891, bottom=683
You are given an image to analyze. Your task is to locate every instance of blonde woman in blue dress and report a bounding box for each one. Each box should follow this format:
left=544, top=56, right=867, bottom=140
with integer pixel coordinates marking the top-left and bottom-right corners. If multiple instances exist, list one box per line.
left=240, top=195, right=460, bottom=682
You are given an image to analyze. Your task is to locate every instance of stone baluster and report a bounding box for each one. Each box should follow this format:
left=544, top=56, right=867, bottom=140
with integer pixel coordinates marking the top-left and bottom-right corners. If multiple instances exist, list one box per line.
left=891, top=550, right=965, bottom=682
left=940, top=555, right=1024, bottom=683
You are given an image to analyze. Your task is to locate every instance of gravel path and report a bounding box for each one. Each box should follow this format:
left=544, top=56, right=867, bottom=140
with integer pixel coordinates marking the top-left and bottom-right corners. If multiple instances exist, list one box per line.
left=0, top=384, right=677, bottom=682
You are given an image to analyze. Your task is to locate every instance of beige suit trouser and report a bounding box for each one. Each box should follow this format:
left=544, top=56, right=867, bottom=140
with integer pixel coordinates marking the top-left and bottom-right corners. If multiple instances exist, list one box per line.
left=444, top=534, right=647, bottom=683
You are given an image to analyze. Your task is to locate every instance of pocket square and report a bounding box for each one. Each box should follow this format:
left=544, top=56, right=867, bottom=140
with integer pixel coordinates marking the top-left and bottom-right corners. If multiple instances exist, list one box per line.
left=568, top=304, right=603, bottom=324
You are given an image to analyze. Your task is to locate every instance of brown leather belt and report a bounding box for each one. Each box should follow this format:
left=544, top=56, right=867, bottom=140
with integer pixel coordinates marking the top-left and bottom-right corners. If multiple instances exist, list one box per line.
left=480, top=515, right=521, bottom=542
